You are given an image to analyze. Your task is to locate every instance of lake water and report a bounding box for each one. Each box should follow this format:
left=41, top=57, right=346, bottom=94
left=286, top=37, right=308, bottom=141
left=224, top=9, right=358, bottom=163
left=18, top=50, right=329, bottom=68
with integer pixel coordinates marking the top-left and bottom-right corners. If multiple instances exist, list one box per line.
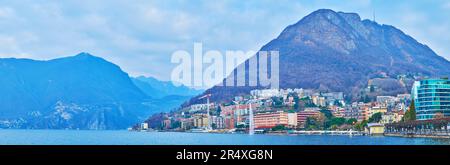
left=1, top=129, right=449, bottom=145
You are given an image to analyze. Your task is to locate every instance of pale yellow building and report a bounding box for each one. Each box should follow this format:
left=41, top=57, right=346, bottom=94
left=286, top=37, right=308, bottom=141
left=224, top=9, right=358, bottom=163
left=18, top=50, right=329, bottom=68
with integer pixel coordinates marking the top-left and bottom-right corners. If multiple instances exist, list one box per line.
left=367, top=123, right=385, bottom=136
left=381, top=112, right=404, bottom=124
left=193, top=114, right=209, bottom=128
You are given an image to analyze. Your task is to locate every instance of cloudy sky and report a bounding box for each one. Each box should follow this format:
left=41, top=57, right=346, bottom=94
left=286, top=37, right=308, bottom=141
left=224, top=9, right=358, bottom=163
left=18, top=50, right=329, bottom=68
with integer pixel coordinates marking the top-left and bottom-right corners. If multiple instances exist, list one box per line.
left=1, top=0, right=449, bottom=86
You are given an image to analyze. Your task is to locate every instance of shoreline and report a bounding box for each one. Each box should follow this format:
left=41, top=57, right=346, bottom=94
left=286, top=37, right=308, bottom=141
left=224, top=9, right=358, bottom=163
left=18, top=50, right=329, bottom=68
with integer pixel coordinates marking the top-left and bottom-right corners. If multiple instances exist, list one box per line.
left=140, top=129, right=450, bottom=139
left=3, top=129, right=449, bottom=139
left=384, top=133, right=450, bottom=139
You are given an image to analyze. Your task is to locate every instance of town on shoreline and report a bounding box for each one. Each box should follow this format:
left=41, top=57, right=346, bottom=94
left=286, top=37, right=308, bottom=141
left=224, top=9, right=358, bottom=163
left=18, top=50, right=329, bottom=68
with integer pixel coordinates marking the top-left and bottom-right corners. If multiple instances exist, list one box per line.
left=133, top=78, right=450, bottom=139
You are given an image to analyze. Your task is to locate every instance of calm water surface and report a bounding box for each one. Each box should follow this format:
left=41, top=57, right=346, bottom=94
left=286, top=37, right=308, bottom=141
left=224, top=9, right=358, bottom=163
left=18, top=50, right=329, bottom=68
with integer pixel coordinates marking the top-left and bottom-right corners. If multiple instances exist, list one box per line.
left=1, top=129, right=449, bottom=145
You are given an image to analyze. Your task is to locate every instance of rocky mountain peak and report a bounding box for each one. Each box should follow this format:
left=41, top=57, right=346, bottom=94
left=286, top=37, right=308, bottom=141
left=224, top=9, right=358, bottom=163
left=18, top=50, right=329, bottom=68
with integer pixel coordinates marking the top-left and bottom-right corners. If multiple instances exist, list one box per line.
left=185, top=9, right=450, bottom=106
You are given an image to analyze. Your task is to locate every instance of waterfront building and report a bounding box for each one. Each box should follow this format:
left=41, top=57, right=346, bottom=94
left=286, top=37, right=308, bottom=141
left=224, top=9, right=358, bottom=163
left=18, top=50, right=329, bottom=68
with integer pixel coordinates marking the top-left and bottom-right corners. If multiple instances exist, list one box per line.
left=193, top=114, right=209, bottom=128
left=211, top=116, right=225, bottom=129
left=287, top=113, right=298, bottom=128
left=412, top=78, right=450, bottom=120
left=359, top=104, right=370, bottom=121
left=331, top=107, right=345, bottom=118
left=297, top=110, right=320, bottom=128
left=223, top=116, right=235, bottom=129
left=162, top=119, right=171, bottom=129
left=234, top=104, right=250, bottom=116
left=180, top=118, right=193, bottom=130
left=140, top=123, right=148, bottom=130
left=367, top=123, right=385, bottom=135
left=344, top=105, right=360, bottom=120
left=369, top=106, right=387, bottom=117
left=254, top=111, right=289, bottom=129
left=381, top=111, right=404, bottom=124
left=343, top=102, right=370, bottom=121
left=235, top=115, right=248, bottom=127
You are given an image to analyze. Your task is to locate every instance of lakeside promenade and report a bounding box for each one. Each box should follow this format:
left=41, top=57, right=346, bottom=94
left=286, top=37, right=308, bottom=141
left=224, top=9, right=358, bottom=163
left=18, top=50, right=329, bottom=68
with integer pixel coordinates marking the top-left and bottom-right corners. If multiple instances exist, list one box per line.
left=144, top=128, right=450, bottom=139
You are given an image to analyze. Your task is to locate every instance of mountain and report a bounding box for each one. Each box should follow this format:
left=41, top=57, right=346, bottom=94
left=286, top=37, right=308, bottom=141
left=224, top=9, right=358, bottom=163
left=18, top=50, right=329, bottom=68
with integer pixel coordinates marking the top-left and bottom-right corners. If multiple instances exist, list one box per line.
left=0, top=53, right=154, bottom=129
left=140, top=95, right=194, bottom=113
left=132, top=76, right=203, bottom=98
left=184, top=9, right=450, bottom=105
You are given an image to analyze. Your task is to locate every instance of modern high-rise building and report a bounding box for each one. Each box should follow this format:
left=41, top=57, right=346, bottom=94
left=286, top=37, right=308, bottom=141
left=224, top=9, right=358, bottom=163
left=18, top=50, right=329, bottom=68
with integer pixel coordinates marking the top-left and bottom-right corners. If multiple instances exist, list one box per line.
left=411, top=78, right=450, bottom=120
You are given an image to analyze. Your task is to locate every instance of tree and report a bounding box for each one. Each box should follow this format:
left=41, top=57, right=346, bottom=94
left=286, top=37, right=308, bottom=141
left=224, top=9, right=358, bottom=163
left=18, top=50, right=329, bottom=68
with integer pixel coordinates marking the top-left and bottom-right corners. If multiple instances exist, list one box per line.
left=333, top=99, right=343, bottom=107
left=320, top=109, right=333, bottom=119
left=314, top=113, right=327, bottom=129
left=216, top=106, right=222, bottom=116
left=171, top=120, right=181, bottom=129
left=272, top=124, right=286, bottom=131
left=301, top=97, right=317, bottom=108
left=346, top=118, right=358, bottom=125
left=360, top=95, right=371, bottom=103
left=403, top=100, right=416, bottom=121
left=293, top=94, right=300, bottom=111
left=368, top=112, right=382, bottom=123
left=271, top=96, right=284, bottom=107
left=305, top=117, right=317, bottom=130
left=330, top=117, right=346, bottom=126
left=330, top=125, right=339, bottom=130
left=354, top=120, right=368, bottom=131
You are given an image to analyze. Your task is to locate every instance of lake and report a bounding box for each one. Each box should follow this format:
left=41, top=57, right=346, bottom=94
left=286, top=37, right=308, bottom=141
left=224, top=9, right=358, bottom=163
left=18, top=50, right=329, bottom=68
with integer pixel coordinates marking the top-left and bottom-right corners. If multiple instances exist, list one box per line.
left=0, top=129, right=449, bottom=145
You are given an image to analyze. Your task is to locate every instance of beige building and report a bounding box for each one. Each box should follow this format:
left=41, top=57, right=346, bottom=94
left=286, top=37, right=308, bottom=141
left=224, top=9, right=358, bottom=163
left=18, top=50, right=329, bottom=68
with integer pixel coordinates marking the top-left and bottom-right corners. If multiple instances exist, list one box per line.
left=369, top=106, right=387, bottom=117
left=287, top=113, right=298, bottom=128
left=193, top=114, right=209, bottom=128
left=380, top=111, right=404, bottom=124
left=254, top=111, right=289, bottom=129
left=312, top=96, right=326, bottom=107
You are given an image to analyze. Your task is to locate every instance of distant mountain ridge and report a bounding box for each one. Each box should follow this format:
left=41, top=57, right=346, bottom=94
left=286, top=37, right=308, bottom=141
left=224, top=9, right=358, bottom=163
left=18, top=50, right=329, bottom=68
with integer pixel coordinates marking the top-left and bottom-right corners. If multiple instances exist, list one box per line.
left=132, top=76, right=203, bottom=98
left=131, top=76, right=203, bottom=114
left=0, top=53, right=194, bottom=129
left=184, top=9, right=450, bottom=106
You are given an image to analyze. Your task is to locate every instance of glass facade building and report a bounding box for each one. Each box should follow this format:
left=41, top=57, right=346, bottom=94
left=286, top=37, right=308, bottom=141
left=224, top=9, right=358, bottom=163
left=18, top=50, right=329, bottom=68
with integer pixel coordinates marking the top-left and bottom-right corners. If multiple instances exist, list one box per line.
left=411, top=78, right=450, bottom=120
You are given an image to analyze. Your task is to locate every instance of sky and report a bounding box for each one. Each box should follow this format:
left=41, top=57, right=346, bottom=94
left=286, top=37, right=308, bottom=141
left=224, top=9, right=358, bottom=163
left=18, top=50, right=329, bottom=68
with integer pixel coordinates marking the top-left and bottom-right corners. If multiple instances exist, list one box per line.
left=1, top=0, right=449, bottom=88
